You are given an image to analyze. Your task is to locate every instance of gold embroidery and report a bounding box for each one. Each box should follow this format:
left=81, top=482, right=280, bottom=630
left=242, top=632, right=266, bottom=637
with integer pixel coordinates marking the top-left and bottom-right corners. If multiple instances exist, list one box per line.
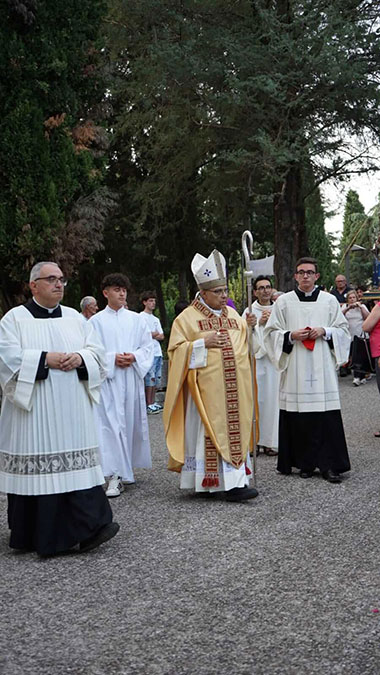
left=192, top=298, right=244, bottom=473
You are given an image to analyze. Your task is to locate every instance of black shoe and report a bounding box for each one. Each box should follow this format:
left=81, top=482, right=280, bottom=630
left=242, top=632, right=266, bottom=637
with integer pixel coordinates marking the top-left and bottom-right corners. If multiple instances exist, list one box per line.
left=80, top=522, right=120, bottom=553
left=224, top=487, right=259, bottom=502
left=300, top=470, right=314, bottom=479
left=322, top=470, right=342, bottom=484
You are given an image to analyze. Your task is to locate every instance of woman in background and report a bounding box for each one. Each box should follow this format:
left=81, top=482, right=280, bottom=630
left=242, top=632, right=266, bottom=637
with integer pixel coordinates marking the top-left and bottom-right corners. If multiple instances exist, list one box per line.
left=363, top=300, right=380, bottom=436
left=342, top=289, right=369, bottom=386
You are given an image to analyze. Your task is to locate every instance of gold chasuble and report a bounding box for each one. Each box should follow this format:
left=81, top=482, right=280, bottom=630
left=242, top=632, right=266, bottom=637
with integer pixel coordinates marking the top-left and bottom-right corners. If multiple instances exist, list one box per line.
left=163, top=299, right=258, bottom=486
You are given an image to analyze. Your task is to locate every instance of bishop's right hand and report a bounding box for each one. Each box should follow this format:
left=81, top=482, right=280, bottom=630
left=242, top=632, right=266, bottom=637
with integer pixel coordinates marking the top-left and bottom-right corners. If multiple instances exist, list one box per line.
left=204, top=331, right=226, bottom=349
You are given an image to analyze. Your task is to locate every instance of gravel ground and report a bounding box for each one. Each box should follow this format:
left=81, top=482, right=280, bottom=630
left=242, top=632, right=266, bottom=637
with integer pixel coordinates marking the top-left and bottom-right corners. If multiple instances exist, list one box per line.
left=1, top=376, right=380, bottom=675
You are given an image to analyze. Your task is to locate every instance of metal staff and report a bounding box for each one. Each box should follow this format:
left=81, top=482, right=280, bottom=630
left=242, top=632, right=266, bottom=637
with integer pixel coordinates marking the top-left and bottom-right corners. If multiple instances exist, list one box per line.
left=242, top=230, right=258, bottom=486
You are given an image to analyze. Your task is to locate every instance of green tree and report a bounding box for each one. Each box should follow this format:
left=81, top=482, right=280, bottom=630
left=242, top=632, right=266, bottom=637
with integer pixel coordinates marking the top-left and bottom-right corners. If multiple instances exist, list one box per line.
left=339, top=190, right=373, bottom=286
left=105, top=0, right=380, bottom=294
left=304, top=177, right=334, bottom=288
left=0, top=0, right=112, bottom=311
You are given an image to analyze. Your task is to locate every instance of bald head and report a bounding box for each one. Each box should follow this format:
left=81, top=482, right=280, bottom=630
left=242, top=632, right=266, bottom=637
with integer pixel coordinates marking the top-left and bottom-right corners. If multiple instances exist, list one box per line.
left=80, top=296, right=98, bottom=319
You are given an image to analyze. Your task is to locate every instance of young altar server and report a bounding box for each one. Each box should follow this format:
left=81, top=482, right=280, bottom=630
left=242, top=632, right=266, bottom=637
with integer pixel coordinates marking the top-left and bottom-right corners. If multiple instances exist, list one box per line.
left=263, top=257, right=351, bottom=483
left=242, top=275, right=280, bottom=456
left=90, top=273, right=154, bottom=497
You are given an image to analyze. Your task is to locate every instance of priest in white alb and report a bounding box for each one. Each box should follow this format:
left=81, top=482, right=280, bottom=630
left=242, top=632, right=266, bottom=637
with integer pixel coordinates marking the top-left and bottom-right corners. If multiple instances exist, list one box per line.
left=242, top=275, right=280, bottom=456
left=263, top=257, right=351, bottom=483
left=163, top=249, right=259, bottom=501
left=0, top=261, right=119, bottom=557
left=90, top=273, right=154, bottom=497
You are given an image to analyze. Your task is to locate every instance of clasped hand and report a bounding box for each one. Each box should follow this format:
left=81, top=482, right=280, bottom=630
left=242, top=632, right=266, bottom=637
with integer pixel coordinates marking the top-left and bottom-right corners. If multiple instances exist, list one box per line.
left=291, top=327, right=325, bottom=341
left=115, top=352, right=136, bottom=368
left=46, top=352, right=82, bottom=370
left=204, top=331, right=226, bottom=349
left=245, top=312, right=257, bottom=328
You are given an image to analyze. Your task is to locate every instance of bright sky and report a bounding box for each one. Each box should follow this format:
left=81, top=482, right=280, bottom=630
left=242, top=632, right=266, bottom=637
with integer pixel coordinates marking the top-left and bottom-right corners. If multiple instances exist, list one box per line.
left=323, top=172, right=380, bottom=240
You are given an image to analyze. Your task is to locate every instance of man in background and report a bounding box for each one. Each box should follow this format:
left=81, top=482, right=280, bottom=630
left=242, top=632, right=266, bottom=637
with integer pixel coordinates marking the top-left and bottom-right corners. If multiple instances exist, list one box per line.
left=80, top=296, right=98, bottom=321
left=243, top=275, right=280, bottom=456
left=330, top=275, right=351, bottom=304
left=140, top=291, right=165, bottom=414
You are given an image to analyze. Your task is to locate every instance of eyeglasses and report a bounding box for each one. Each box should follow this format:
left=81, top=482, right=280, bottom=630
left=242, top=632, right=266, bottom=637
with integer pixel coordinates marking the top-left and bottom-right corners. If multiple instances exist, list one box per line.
left=256, top=285, right=272, bottom=291
left=34, top=276, right=68, bottom=286
left=296, top=270, right=316, bottom=277
left=209, top=288, right=228, bottom=296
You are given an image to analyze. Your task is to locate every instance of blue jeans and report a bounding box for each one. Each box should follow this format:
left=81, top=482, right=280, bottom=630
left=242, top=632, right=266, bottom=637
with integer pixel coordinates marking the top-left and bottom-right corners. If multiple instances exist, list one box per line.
left=144, top=356, right=163, bottom=388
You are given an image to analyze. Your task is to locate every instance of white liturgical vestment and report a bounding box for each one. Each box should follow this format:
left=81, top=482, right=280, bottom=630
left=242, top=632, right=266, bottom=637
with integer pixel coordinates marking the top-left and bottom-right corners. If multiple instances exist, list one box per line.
left=0, top=305, right=107, bottom=495
left=90, top=307, right=154, bottom=482
left=264, top=291, right=351, bottom=412
left=243, top=300, right=280, bottom=449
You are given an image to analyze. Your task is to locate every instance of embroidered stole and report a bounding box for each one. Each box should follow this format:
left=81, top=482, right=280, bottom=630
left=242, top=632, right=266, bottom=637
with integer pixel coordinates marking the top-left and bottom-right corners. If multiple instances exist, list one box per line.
left=192, top=299, right=248, bottom=487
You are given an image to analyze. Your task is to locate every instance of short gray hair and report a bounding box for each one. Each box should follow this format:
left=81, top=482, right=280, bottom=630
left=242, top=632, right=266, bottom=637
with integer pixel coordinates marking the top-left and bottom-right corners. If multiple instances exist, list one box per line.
left=29, top=261, right=60, bottom=282
left=80, top=296, right=97, bottom=311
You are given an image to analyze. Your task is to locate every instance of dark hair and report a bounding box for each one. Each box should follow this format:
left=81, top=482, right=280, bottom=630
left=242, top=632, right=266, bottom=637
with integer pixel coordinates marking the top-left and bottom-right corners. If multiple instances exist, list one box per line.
left=356, top=284, right=367, bottom=292
left=174, top=300, right=189, bottom=316
left=253, top=275, right=272, bottom=290
left=101, top=273, right=130, bottom=291
left=295, top=257, right=318, bottom=273
left=140, top=290, right=157, bottom=303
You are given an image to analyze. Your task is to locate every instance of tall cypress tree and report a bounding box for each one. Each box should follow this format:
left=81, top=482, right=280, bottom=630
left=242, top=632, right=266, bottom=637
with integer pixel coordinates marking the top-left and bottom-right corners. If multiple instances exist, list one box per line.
left=0, top=0, right=110, bottom=311
left=339, top=190, right=373, bottom=286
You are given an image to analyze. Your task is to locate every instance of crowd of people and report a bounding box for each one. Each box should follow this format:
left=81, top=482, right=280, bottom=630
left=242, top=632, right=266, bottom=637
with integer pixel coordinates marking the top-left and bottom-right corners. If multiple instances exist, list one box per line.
left=0, top=257, right=378, bottom=557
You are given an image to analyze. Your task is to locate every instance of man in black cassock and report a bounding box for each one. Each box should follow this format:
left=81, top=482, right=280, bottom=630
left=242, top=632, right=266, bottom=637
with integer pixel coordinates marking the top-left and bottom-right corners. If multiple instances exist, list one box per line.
left=0, top=261, right=119, bottom=556
left=264, top=257, right=351, bottom=483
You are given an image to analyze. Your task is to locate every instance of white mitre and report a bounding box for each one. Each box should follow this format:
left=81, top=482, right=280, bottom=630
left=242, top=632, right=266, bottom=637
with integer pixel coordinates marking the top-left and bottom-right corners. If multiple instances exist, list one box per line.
left=191, top=249, right=227, bottom=290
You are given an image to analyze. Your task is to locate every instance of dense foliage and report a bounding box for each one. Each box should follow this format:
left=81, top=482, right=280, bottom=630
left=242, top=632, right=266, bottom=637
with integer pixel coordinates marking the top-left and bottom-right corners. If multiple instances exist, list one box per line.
left=2, top=1, right=380, bottom=314
left=0, top=0, right=113, bottom=311
left=104, top=0, right=380, bottom=296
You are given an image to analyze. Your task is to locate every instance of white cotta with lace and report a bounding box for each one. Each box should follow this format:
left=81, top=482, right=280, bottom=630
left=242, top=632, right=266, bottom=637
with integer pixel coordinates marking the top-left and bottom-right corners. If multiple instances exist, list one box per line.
left=0, top=305, right=107, bottom=495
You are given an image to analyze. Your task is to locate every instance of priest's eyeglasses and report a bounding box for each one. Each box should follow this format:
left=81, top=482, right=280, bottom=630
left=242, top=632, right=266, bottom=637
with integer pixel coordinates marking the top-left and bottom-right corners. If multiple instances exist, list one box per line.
left=34, top=275, right=68, bottom=286
left=210, top=287, right=228, bottom=296
left=296, top=270, right=316, bottom=277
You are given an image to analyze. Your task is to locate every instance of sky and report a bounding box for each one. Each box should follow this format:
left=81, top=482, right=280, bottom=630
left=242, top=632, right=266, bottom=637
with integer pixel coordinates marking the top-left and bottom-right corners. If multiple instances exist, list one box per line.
left=323, top=172, right=380, bottom=240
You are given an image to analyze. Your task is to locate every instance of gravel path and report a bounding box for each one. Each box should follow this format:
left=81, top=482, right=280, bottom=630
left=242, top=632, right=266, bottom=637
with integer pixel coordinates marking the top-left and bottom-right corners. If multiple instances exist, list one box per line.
left=1, top=376, right=380, bottom=675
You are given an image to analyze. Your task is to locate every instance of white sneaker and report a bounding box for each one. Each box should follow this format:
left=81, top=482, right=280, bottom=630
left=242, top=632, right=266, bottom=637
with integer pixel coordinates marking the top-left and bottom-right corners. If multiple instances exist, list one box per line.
left=147, top=404, right=160, bottom=415
left=106, top=476, right=124, bottom=498
left=353, top=378, right=361, bottom=386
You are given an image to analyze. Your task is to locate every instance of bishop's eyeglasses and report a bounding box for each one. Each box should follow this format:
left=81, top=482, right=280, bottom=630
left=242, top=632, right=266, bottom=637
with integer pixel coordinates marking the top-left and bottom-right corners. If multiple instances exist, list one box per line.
left=210, top=287, right=228, bottom=296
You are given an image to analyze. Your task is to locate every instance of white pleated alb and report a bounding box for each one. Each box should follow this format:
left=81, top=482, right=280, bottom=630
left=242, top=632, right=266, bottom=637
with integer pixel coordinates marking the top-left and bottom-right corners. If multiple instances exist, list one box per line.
left=90, top=307, right=154, bottom=482
left=243, top=301, right=280, bottom=449
left=0, top=305, right=106, bottom=495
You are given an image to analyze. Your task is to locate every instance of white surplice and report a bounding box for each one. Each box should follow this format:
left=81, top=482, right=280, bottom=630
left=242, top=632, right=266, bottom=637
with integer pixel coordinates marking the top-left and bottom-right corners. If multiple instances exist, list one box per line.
left=90, top=307, right=154, bottom=482
left=263, top=291, right=351, bottom=412
left=0, top=305, right=107, bottom=495
left=243, top=301, right=280, bottom=449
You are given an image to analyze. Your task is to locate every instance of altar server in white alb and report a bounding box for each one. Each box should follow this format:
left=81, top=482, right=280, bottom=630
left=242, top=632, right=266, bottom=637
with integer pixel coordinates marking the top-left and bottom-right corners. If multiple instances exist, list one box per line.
left=0, top=262, right=119, bottom=557
left=242, top=275, right=280, bottom=456
left=90, top=273, right=154, bottom=497
left=264, top=257, right=351, bottom=484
